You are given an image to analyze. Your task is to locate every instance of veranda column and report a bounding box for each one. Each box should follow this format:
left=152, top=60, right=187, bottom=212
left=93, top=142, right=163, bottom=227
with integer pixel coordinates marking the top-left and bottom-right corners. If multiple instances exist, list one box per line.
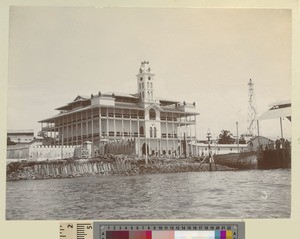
left=189, top=116, right=193, bottom=156
left=71, top=114, right=73, bottom=145
left=76, top=113, right=78, bottom=145
left=194, top=115, right=198, bottom=156
left=172, top=112, right=175, bottom=156
left=99, top=107, right=102, bottom=140
left=91, top=109, right=94, bottom=157
left=129, top=109, right=132, bottom=138
left=185, top=114, right=188, bottom=156
left=137, top=112, right=140, bottom=157
left=113, top=108, right=116, bottom=140
left=121, top=108, right=124, bottom=140
left=166, top=118, right=168, bottom=156
left=86, top=110, right=88, bottom=141
left=81, top=112, right=83, bottom=145
left=106, top=108, right=109, bottom=140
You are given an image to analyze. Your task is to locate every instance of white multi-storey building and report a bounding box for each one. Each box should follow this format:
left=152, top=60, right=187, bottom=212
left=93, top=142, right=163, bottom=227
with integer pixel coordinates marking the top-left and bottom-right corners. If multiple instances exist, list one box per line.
left=39, top=61, right=199, bottom=157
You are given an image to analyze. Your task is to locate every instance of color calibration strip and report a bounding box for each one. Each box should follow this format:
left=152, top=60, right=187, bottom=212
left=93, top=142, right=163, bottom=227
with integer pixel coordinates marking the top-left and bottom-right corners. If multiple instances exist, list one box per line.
left=105, top=230, right=233, bottom=239
left=94, top=222, right=245, bottom=239
left=59, top=222, right=244, bottom=239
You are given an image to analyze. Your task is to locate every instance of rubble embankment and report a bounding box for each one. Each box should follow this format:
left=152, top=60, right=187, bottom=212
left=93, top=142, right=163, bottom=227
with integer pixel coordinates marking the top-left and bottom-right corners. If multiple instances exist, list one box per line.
left=6, top=155, right=235, bottom=181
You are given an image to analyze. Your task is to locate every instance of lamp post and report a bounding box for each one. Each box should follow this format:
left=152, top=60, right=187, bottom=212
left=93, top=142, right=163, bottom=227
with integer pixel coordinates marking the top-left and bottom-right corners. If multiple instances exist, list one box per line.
left=236, top=121, right=239, bottom=153
left=17, top=138, right=21, bottom=162
left=61, top=133, right=64, bottom=160
left=216, top=136, right=219, bottom=155
left=207, top=129, right=212, bottom=172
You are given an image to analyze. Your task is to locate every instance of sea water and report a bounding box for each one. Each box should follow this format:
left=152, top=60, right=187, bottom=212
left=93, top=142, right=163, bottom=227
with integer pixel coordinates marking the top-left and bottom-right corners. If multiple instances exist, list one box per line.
left=6, top=169, right=290, bottom=220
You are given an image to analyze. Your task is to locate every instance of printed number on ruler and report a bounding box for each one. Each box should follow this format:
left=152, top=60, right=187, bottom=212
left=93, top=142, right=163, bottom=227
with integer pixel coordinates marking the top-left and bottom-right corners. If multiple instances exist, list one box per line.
left=60, top=222, right=93, bottom=239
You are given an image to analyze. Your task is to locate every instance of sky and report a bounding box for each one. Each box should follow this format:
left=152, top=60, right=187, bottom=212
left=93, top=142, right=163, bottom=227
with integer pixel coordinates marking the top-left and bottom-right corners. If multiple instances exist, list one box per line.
left=7, top=7, right=292, bottom=140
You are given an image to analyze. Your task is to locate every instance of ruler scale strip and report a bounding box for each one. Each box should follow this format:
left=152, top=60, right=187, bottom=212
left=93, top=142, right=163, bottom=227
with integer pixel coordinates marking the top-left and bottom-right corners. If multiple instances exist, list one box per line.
left=60, top=222, right=93, bottom=239
left=60, top=222, right=244, bottom=239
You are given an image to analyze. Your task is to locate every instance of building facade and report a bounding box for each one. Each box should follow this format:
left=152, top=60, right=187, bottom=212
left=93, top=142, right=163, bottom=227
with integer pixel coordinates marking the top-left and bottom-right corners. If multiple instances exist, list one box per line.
left=7, top=129, right=35, bottom=145
left=39, top=61, right=199, bottom=157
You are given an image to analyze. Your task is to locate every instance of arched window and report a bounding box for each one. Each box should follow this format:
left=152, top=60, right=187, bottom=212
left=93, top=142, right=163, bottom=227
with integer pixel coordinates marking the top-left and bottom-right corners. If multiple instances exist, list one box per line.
left=147, top=82, right=149, bottom=88
left=142, top=82, right=144, bottom=88
left=147, top=91, right=150, bottom=99
left=151, top=92, right=153, bottom=100
left=149, top=109, right=156, bottom=120
left=139, top=126, right=144, bottom=136
left=150, top=127, right=153, bottom=138
left=154, top=127, right=157, bottom=138
left=142, top=92, right=144, bottom=98
left=150, top=82, right=152, bottom=88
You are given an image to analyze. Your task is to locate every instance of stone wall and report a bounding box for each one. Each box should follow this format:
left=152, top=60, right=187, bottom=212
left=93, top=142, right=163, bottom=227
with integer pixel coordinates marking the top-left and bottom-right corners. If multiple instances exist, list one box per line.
left=7, top=146, right=29, bottom=159
left=7, top=139, right=136, bottom=161
left=7, top=159, right=132, bottom=180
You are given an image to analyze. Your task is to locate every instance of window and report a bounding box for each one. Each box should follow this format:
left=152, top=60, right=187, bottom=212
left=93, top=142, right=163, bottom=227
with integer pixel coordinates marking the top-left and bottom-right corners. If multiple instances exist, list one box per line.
left=148, top=76, right=151, bottom=80
left=147, top=91, right=150, bottom=99
left=150, top=127, right=153, bottom=138
left=139, top=126, right=144, bottom=136
left=150, top=82, right=152, bottom=88
left=142, top=82, right=144, bottom=88
left=140, top=77, right=143, bottom=81
left=154, top=127, right=157, bottom=138
left=147, top=82, right=149, bottom=88
left=149, top=109, right=156, bottom=120
left=151, top=92, right=153, bottom=100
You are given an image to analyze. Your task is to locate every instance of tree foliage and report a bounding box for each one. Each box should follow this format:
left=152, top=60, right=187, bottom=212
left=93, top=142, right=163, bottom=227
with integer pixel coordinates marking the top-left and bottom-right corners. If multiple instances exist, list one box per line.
left=218, top=130, right=235, bottom=144
left=37, top=131, right=48, bottom=138
left=7, top=137, right=16, bottom=146
left=37, top=131, right=56, bottom=145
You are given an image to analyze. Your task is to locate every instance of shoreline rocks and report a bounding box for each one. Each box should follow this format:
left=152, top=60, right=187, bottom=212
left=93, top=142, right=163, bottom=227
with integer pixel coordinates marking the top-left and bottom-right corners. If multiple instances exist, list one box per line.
left=6, top=156, right=236, bottom=181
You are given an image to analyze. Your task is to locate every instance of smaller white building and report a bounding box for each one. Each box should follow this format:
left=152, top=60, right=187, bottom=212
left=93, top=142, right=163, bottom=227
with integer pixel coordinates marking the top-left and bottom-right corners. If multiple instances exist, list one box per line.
left=195, top=143, right=248, bottom=156
left=7, top=129, right=35, bottom=144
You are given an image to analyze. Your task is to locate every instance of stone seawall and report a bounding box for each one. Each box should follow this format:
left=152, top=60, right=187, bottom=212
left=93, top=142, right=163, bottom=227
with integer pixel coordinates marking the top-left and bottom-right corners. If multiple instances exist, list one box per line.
left=6, top=157, right=235, bottom=181
left=6, top=159, right=132, bottom=180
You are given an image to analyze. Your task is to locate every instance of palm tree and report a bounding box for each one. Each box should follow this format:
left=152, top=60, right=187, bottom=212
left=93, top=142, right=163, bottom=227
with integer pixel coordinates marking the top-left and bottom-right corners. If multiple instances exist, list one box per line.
left=218, top=130, right=235, bottom=144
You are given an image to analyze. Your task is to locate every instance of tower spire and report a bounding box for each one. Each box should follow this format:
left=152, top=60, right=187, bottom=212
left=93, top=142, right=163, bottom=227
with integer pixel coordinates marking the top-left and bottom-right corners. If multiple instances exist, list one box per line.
left=136, top=61, right=155, bottom=103
left=247, top=79, right=257, bottom=136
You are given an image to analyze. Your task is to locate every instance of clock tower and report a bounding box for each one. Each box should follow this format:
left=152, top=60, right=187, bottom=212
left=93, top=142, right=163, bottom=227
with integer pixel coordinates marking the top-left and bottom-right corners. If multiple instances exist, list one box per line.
left=137, top=61, right=155, bottom=103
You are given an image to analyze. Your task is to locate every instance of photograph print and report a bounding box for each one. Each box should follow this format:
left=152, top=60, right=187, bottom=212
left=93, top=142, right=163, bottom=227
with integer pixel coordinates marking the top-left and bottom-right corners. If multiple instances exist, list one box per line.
left=6, top=7, right=291, bottom=220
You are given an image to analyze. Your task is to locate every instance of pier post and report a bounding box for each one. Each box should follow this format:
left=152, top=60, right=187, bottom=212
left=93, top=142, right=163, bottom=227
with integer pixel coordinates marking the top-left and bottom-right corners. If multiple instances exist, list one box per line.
left=280, top=117, right=283, bottom=139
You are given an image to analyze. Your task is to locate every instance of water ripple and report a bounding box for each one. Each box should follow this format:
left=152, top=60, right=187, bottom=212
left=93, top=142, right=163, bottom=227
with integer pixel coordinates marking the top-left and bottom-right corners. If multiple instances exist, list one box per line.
left=6, top=169, right=291, bottom=220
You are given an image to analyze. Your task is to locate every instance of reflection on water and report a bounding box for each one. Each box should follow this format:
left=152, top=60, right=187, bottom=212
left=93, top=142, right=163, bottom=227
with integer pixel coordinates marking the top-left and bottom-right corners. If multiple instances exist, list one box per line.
left=6, top=169, right=290, bottom=220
